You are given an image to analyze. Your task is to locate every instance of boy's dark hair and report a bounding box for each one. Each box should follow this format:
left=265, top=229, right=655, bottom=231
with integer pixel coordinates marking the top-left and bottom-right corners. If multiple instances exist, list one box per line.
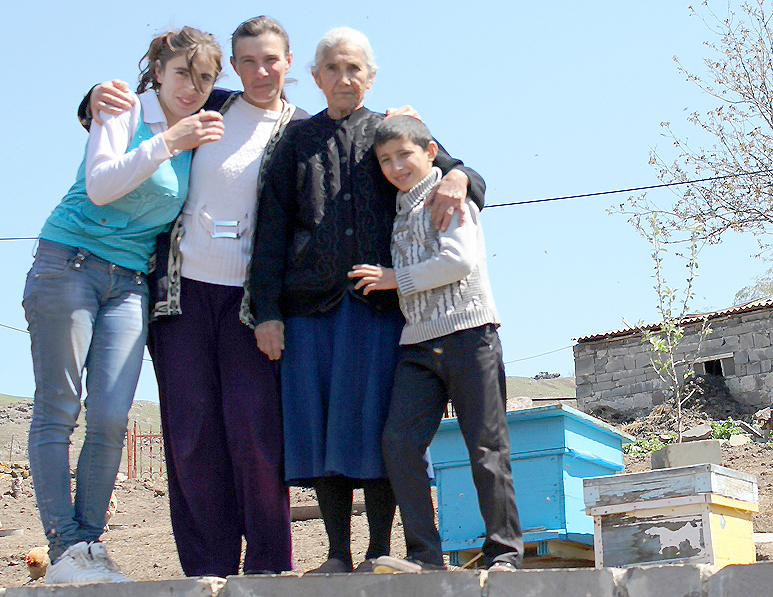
left=374, top=115, right=434, bottom=150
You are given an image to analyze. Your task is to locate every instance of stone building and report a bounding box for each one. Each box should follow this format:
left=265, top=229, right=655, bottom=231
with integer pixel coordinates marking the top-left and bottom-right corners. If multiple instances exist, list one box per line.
left=574, top=299, right=773, bottom=418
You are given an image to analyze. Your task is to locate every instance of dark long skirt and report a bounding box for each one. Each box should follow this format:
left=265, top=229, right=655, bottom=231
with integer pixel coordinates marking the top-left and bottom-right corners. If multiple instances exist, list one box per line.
left=281, top=292, right=404, bottom=484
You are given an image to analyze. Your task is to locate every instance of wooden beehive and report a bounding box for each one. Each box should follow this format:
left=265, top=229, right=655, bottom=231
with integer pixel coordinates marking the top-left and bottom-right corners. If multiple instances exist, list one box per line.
left=430, top=405, right=631, bottom=564
left=584, top=463, right=758, bottom=567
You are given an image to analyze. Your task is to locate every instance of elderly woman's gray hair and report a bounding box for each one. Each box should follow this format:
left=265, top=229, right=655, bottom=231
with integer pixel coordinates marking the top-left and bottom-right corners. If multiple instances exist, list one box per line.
left=311, top=26, right=378, bottom=77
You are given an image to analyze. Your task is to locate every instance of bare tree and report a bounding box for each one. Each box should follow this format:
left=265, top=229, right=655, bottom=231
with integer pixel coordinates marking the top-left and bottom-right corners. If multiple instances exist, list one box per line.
left=622, top=1, right=773, bottom=247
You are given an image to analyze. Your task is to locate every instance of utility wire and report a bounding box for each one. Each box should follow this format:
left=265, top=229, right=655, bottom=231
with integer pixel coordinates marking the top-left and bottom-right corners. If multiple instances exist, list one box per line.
left=503, top=345, right=574, bottom=365
left=0, top=322, right=28, bottom=334
left=2, top=169, right=772, bottom=239
left=2, top=317, right=573, bottom=366
left=486, top=168, right=773, bottom=208
left=3, top=168, right=770, bottom=366
left=0, top=323, right=153, bottom=362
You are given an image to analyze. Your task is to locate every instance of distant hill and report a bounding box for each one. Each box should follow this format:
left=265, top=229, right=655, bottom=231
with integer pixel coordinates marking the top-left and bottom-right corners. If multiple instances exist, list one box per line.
left=505, top=376, right=576, bottom=399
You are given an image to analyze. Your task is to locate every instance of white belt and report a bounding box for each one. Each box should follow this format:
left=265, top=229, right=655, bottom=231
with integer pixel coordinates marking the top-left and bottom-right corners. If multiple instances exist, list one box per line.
left=197, top=208, right=249, bottom=239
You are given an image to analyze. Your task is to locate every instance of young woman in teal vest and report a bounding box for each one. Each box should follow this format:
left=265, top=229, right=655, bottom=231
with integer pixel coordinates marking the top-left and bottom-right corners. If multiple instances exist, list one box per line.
left=22, top=27, right=223, bottom=585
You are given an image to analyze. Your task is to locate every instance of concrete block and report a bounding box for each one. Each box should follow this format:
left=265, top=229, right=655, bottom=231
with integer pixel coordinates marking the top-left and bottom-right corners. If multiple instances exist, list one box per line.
left=594, top=381, right=616, bottom=392
left=219, top=571, right=482, bottom=597
left=575, top=384, right=592, bottom=400
left=618, top=565, right=705, bottom=597
left=575, top=355, right=595, bottom=377
left=487, top=567, right=617, bottom=597
left=636, top=354, right=654, bottom=369
left=651, top=439, right=722, bottom=469
left=707, top=562, right=773, bottom=596
left=5, top=577, right=226, bottom=597
left=740, top=376, right=762, bottom=392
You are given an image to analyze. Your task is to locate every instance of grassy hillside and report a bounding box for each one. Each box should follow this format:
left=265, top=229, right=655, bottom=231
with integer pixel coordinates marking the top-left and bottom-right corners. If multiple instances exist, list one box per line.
left=505, top=376, right=576, bottom=399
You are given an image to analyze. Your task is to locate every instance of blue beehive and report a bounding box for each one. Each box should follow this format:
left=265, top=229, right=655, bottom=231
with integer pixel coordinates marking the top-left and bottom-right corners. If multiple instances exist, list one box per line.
left=429, top=404, right=631, bottom=555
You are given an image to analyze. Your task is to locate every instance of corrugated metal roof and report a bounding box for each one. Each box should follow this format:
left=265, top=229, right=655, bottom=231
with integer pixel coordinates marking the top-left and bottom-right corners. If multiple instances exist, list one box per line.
left=575, top=297, right=773, bottom=343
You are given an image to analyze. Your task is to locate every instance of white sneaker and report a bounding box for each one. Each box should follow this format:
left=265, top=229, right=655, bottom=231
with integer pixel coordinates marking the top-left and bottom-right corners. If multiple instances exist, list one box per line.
left=45, top=541, right=132, bottom=584
left=45, top=542, right=113, bottom=584
left=85, top=542, right=133, bottom=582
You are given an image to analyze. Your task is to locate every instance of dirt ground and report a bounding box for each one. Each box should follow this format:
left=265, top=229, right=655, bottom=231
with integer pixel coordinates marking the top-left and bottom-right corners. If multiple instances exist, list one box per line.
left=1, top=379, right=772, bottom=589
left=0, top=475, right=410, bottom=588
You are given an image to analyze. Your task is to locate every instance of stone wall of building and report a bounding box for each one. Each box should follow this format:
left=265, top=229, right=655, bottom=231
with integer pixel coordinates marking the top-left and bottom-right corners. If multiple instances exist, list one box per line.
left=574, top=308, right=773, bottom=417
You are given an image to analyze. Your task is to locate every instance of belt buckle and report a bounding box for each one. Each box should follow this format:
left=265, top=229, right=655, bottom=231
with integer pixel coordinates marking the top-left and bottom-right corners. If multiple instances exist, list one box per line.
left=211, top=220, right=240, bottom=239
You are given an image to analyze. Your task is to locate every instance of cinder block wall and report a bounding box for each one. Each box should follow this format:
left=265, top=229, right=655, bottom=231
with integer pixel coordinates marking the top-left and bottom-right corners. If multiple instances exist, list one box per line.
left=574, top=309, right=773, bottom=418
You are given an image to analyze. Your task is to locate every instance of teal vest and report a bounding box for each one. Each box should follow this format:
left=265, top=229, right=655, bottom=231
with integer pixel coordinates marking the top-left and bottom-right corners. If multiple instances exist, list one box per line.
left=41, top=105, right=191, bottom=272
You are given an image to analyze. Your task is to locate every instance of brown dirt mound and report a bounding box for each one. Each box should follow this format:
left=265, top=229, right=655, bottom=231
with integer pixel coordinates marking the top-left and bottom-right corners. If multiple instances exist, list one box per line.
left=620, top=374, right=759, bottom=437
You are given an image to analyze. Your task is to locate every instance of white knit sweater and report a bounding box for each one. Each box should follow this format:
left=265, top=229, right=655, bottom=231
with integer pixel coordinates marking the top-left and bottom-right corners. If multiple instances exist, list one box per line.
left=392, top=167, right=500, bottom=345
left=179, top=97, right=297, bottom=286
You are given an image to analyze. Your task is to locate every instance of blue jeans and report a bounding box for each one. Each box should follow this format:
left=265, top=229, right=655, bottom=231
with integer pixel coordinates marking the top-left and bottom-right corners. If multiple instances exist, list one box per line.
left=23, top=239, right=148, bottom=562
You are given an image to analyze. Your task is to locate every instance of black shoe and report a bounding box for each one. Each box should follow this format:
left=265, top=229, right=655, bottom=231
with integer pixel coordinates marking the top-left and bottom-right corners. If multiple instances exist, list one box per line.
left=305, top=558, right=353, bottom=574
left=353, top=558, right=378, bottom=573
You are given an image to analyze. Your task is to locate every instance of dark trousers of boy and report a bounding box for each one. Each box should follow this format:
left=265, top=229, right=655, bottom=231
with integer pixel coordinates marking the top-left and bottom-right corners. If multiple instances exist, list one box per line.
left=382, top=323, right=523, bottom=568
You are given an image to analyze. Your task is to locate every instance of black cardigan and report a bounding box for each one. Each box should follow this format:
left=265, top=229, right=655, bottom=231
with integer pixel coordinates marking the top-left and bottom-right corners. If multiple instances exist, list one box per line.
left=247, top=106, right=485, bottom=322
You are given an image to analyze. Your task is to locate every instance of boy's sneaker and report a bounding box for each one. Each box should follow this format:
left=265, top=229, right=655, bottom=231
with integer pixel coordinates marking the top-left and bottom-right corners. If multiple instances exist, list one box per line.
left=488, top=560, right=518, bottom=572
left=45, top=542, right=128, bottom=584
left=373, top=556, right=446, bottom=573
left=87, top=542, right=133, bottom=582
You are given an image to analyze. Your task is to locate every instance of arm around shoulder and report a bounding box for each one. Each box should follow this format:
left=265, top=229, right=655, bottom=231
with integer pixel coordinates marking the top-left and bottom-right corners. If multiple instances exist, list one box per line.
left=396, top=202, right=480, bottom=295
left=84, top=92, right=173, bottom=205
left=432, top=141, right=486, bottom=209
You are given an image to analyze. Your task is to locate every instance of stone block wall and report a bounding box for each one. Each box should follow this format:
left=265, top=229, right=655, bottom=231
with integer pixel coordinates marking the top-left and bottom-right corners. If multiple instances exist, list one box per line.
left=574, top=308, right=773, bottom=418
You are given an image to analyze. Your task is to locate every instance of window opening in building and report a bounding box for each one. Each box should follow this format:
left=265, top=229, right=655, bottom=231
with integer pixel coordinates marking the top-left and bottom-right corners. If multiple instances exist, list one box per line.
left=704, top=359, right=723, bottom=376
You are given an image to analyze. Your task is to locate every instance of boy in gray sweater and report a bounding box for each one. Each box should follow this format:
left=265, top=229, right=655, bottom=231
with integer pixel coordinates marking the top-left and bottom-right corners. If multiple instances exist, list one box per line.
left=348, top=116, right=523, bottom=572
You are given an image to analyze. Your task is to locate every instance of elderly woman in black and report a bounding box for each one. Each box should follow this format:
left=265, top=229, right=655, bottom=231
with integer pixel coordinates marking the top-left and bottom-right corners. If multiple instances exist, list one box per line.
left=248, top=26, right=485, bottom=573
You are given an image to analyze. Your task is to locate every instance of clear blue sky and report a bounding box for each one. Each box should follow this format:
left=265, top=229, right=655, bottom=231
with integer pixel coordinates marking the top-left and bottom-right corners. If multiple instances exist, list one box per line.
left=2, top=1, right=764, bottom=400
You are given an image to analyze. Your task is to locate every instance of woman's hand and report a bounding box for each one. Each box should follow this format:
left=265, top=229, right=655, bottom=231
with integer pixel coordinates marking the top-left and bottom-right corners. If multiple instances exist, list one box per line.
left=348, top=264, right=397, bottom=295
left=162, top=111, right=224, bottom=153
left=427, top=169, right=469, bottom=231
left=90, top=80, right=134, bottom=125
left=385, top=105, right=422, bottom=120
left=255, top=320, right=285, bottom=361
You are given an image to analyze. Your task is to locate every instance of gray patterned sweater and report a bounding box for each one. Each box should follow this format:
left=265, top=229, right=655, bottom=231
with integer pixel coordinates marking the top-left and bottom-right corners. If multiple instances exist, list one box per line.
left=392, top=167, right=500, bottom=345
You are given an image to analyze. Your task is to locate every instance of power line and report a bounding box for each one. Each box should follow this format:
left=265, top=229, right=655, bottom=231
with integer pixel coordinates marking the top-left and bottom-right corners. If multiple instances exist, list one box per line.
left=1, top=170, right=772, bottom=240
left=1, top=319, right=576, bottom=368
left=486, top=168, right=773, bottom=208
left=503, top=344, right=574, bottom=364
left=0, top=323, right=153, bottom=362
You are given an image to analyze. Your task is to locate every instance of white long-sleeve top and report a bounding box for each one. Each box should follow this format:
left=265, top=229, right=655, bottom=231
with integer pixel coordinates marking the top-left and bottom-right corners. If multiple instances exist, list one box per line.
left=392, top=167, right=500, bottom=345
left=179, top=96, right=308, bottom=286
left=85, top=90, right=174, bottom=205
